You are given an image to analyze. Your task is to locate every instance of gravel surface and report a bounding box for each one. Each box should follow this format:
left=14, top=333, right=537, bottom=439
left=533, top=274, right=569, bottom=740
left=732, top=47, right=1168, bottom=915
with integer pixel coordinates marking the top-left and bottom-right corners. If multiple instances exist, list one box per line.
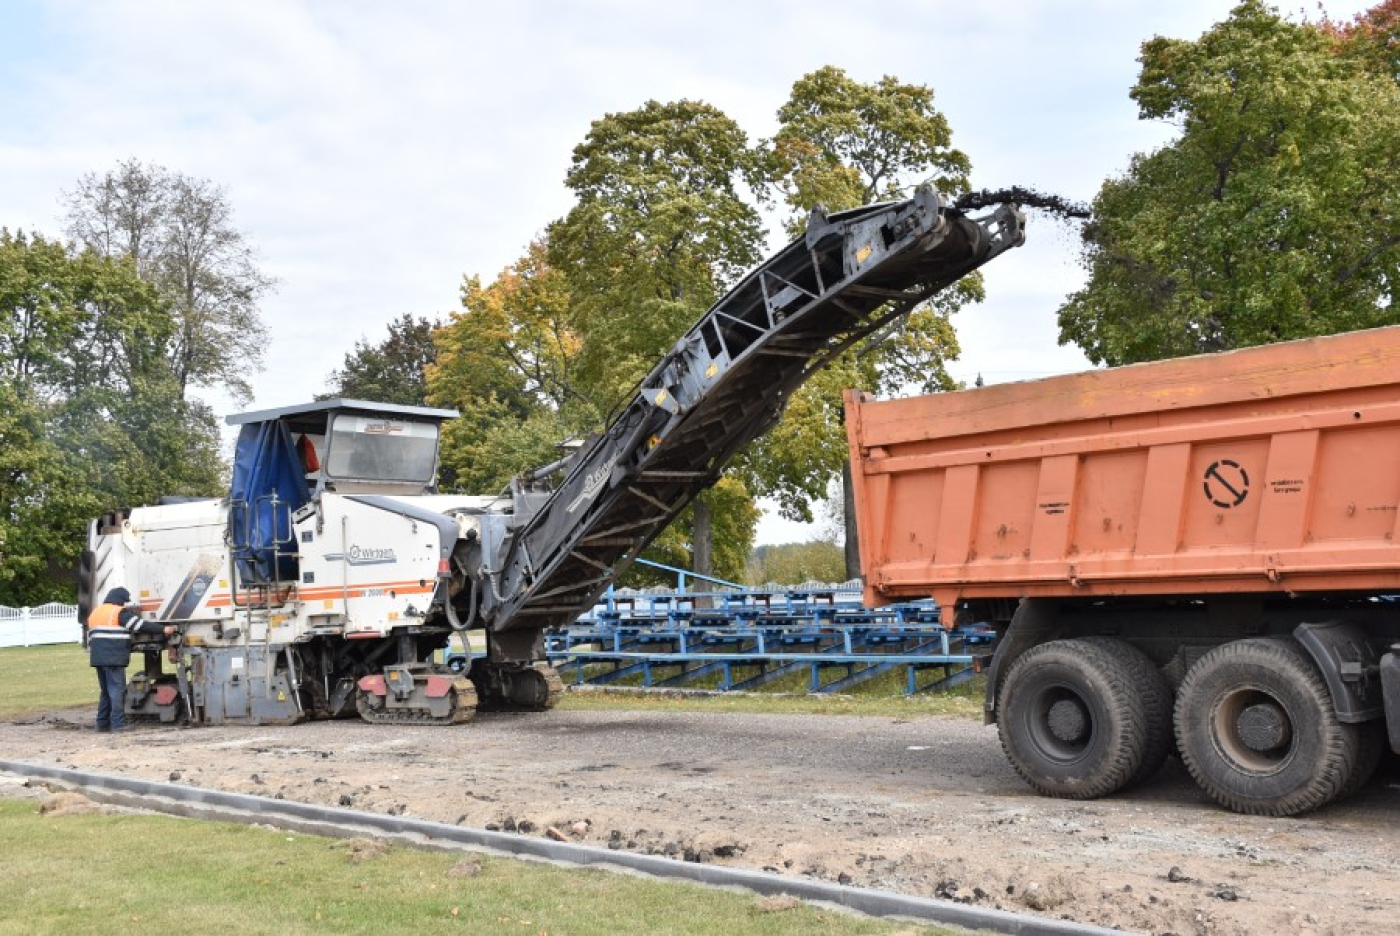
left=4, top=702, right=1399, bottom=935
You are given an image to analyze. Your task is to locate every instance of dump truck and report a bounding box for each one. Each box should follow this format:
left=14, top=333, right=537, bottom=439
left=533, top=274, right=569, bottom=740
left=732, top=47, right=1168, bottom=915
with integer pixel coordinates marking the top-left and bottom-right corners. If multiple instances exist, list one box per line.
left=77, top=187, right=1024, bottom=728
left=844, top=326, right=1400, bottom=816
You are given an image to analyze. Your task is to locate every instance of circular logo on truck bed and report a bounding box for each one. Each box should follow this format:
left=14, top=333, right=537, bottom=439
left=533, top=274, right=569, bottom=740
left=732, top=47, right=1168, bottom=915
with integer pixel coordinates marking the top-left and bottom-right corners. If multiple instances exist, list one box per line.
left=1203, top=459, right=1250, bottom=509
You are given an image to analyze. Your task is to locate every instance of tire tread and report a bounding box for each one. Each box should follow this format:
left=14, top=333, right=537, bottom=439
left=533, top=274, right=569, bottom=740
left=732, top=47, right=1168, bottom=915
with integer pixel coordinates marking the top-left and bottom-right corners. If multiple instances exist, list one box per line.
left=998, top=638, right=1148, bottom=800
left=1173, top=637, right=1357, bottom=816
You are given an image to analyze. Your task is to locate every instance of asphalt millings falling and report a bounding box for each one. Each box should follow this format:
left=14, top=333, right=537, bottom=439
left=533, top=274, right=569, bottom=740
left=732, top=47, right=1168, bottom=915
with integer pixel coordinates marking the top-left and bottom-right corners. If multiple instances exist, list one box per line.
left=956, top=186, right=1091, bottom=220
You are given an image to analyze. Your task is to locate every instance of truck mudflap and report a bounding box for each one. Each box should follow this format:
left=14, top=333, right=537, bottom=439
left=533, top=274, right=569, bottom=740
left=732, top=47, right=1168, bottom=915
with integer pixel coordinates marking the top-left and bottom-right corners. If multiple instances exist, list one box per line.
left=982, top=598, right=1062, bottom=724
left=1293, top=621, right=1386, bottom=722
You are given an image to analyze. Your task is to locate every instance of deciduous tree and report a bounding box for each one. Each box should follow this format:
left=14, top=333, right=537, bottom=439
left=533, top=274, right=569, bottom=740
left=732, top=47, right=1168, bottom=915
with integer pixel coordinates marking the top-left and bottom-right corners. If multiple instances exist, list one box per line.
left=756, top=67, right=979, bottom=575
left=547, top=99, right=768, bottom=576
left=64, top=159, right=274, bottom=404
left=427, top=239, right=595, bottom=494
left=1059, top=1, right=1400, bottom=366
left=323, top=313, right=440, bottom=406
left=0, top=230, right=221, bottom=603
left=1326, top=0, right=1400, bottom=85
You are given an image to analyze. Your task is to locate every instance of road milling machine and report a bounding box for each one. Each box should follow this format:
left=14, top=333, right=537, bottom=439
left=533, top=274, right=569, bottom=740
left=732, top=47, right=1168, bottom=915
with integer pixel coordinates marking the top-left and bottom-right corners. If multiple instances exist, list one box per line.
left=78, top=188, right=1024, bottom=725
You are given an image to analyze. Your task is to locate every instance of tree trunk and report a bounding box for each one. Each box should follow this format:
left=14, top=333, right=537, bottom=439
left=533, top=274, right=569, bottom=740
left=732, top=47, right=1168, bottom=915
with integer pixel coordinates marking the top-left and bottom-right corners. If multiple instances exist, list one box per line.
left=692, top=495, right=714, bottom=576
left=842, top=459, right=861, bottom=581
left=692, top=494, right=714, bottom=609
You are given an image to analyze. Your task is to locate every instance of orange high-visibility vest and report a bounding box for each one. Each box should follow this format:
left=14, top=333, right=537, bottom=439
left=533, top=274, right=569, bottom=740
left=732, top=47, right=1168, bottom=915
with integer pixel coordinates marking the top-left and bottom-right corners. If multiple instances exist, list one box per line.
left=87, top=604, right=122, bottom=629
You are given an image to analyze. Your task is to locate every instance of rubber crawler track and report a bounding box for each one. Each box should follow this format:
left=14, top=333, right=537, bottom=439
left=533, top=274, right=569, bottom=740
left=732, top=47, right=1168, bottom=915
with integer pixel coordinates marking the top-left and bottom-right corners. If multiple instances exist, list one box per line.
left=1, top=759, right=1125, bottom=936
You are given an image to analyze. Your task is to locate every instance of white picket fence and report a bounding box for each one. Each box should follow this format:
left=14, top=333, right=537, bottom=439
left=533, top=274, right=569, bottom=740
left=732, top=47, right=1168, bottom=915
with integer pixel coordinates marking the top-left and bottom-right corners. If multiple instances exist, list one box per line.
left=0, top=603, right=82, bottom=648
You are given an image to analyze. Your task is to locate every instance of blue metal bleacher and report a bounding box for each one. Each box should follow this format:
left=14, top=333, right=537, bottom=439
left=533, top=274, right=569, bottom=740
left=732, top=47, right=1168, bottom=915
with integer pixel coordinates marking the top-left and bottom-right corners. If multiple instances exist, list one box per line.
left=530, top=561, right=995, bottom=696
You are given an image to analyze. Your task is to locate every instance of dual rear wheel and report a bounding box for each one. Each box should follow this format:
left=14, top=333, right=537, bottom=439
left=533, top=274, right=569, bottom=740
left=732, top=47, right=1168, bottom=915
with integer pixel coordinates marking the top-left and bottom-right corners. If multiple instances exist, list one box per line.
left=997, top=637, right=1171, bottom=800
left=997, top=636, right=1382, bottom=816
left=1173, top=638, right=1379, bottom=816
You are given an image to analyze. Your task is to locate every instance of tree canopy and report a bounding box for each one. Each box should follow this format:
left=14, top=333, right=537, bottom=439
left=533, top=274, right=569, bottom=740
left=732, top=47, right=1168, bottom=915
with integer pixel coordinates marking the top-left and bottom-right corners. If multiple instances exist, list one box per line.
left=0, top=230, right=221, bottom=604
left=426, top=238, right=595, bottom=495
left=548, top=99, right=768, bottom=409
left=544, top=99, right=770, bottom=579
left=64, top=158, right=274, bottom=404
left=745, top=539, right=846, bottom=586
left=1059, top=0, right=1400, bottom=365
left=323, top=313, right=439, bottom=406
left=768, top=66, right=970, bottom=232
left=751, top=67, right=982, bottom=575
left=423, top=73, right=987, bottom=580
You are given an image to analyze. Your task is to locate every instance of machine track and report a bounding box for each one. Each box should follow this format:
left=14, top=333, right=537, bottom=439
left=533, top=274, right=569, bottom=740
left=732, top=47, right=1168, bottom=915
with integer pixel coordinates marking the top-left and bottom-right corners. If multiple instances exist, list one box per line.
left=472, top=662, right=564, bottom=712
left=354, top=675, right=479, bottom=726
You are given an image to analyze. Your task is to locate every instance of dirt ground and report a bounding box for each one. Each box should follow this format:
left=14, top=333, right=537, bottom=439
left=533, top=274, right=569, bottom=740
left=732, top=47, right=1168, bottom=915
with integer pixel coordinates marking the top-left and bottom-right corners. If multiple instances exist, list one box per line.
left=3, top=700, right=1398, bottom=936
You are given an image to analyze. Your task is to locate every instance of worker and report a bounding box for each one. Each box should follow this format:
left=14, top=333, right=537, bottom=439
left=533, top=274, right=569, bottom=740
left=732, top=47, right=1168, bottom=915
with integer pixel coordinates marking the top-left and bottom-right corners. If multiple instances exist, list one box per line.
left=86, top=587, right=175, bottom=733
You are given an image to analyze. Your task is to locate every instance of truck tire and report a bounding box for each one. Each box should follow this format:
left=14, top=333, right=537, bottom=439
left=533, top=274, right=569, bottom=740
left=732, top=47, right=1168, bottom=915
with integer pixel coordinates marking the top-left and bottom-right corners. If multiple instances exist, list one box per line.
left=1334, top=719, right=1385, bottom=803
left=1174, top=637, right=1359, bottom=816
left=997, top=638, right=1154, bottom=799
left=1081, top=638, right=1174, bottom=788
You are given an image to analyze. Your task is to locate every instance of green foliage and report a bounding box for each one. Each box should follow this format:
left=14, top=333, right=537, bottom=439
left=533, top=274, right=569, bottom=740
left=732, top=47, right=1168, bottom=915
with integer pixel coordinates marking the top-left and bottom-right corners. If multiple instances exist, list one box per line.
left=745, top=539, right=847, bottom=586
left=435, top=240, right=588, bottom=416
left=744, top=300, right=967, bottom=525
left=1059, top=0, right=1400, bottom=365
left=1324, top=0, right=1400, bottom=87
left=437, top=394, right=586, bottom=495
left=623, top=476, right=760, bottom=586
left=0, top=387, right=94, bottom=603
left=322, top=313, right=439, bottom=406
left=0, top=230, right=220, bottom=604
left=427, top=239, right=599, bottom=494
left=768, top=66, right=971, bottom=233
left=63, top=158, right=273, bottom=405
left=439, top=78, right=992, bottom=573
left=749, top=68, right=980, bottom=532
left=542, top=100, right=771, bottom=572
left=549, top=99, right=767, bottom=411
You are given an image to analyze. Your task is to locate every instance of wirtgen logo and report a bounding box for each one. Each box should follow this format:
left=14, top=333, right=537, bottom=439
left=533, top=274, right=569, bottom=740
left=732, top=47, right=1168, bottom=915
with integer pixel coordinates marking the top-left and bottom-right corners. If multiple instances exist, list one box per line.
left=327, top=546, right=399, bottom=566
left=567, top=457, right=616, bottom=513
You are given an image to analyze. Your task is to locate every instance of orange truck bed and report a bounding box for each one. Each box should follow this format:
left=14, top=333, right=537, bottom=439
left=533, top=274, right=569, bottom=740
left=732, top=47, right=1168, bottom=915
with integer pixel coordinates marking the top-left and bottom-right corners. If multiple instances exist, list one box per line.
left=845, top=326, right=1400, bottom=621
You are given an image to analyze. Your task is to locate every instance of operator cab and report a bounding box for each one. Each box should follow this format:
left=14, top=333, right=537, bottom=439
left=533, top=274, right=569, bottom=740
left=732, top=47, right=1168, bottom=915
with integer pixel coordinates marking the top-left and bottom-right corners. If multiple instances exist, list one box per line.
left=225, top=400, right=459, bottom=587
left=227, top=399, right=459, bottom=498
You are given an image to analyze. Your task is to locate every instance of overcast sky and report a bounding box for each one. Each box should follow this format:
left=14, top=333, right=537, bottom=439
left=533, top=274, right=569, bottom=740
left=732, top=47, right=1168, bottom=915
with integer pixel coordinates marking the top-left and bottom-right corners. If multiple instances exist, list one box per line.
left=0, top=0, right=1376, bottom=543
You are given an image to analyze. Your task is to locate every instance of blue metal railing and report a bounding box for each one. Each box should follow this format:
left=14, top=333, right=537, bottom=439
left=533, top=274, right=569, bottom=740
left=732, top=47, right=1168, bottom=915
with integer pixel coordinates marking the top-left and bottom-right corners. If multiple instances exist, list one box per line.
left=497, top=561, right=997, bottom=696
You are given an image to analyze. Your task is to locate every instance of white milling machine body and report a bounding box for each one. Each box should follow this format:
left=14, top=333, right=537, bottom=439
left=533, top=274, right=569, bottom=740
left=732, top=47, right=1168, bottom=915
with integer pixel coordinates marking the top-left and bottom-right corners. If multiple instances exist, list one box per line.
left=79, top=188, right=1026, bottom=725
left=84, top=400, right=500, bottom=724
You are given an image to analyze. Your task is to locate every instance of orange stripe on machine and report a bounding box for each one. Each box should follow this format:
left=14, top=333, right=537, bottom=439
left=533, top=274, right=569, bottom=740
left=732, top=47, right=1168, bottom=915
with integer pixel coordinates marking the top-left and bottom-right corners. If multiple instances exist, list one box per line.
left=139, top=580, right=435, bottom=614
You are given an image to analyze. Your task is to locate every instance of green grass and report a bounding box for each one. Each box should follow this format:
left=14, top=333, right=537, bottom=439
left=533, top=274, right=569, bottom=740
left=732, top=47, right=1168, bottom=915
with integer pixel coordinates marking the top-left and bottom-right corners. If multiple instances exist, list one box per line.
left=0, top=644, right=97, bottom=717
left=557, top=678, right=984, bottom=720
left=0, top=798, right=952, bottom=936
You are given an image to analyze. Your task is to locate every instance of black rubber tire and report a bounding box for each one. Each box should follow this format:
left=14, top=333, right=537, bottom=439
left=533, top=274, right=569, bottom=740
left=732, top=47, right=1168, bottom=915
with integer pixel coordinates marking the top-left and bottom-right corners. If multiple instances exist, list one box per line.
left=1174, top=638, right=1359, bottom=816
left=1080, top=638, right=1174, bottom=789
left=997, top=638, right=1153, bottom=799
left=1335, top=719, right=1386, bottom=803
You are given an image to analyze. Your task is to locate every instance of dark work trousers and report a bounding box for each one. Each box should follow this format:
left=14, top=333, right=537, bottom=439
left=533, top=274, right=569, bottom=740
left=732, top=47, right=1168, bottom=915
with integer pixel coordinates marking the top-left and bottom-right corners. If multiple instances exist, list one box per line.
left=95, top=665, right=127, bottom=731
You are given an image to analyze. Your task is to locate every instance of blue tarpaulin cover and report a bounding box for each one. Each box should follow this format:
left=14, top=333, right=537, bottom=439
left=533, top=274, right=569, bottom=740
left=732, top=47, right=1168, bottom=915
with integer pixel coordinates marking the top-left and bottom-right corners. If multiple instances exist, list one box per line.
left=230, top=420, right=308, bottom=583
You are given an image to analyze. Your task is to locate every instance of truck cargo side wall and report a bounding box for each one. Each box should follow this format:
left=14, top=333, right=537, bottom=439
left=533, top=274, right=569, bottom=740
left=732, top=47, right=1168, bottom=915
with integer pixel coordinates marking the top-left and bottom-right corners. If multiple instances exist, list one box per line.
left=846, top=326, right=1400, bottom=617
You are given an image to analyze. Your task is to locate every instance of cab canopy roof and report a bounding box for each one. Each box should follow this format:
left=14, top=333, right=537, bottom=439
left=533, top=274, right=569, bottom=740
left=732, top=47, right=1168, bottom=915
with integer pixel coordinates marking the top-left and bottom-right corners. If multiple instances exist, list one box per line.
left=226, top=399, right=459, bottom=428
